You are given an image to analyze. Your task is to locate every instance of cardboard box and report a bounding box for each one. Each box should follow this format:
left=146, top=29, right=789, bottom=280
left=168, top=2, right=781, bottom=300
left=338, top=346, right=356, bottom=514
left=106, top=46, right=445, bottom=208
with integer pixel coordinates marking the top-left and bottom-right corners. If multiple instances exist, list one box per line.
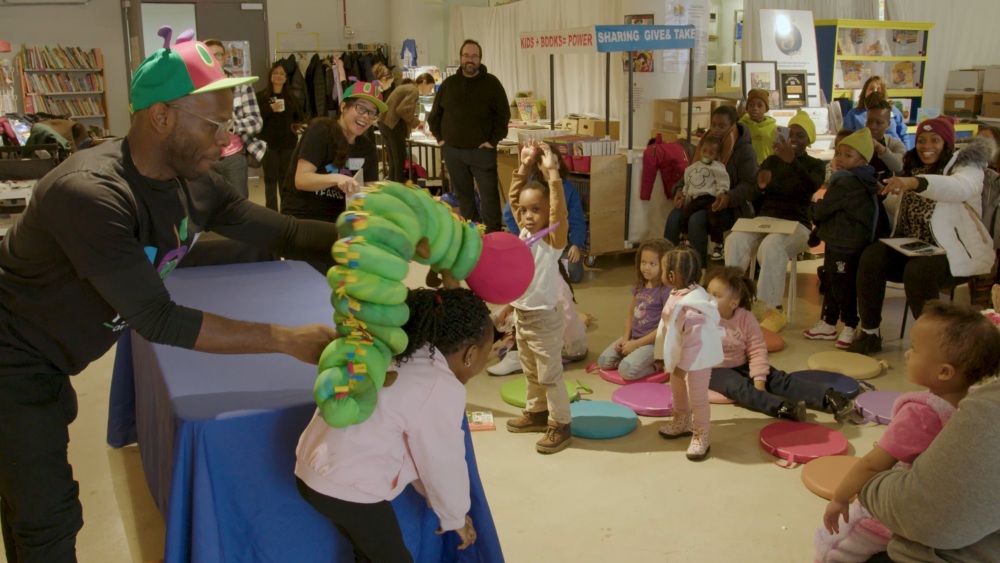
left=700, top=96, right=738, bottom=112
left=947, top=69, right=985, bottom=94
left=982, top=92, right=1000, bottom=118
left=944, top=93, right=983, bottom=114
left=653, top=99, right=713, bottom=130
left=653, top=112, right=710, bottom=134
left=985, top=67, right=1000, bottom=92
left=577, top=119, right=620, bottom=140
left=649, top=129, right=682, bottom=143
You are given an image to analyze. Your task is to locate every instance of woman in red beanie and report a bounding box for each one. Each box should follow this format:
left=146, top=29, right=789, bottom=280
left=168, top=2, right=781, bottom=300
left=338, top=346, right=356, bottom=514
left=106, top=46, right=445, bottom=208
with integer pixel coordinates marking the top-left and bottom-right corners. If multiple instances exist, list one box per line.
left=848, top=116, right=996, bottom=354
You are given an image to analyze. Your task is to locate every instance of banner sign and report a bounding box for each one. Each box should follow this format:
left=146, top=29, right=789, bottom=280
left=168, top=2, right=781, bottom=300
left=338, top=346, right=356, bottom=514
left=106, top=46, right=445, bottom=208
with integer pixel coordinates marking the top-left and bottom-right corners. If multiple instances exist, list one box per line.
left=518, top=27, right=598, bottom=55
left=594, top=25, right=696, bottom=53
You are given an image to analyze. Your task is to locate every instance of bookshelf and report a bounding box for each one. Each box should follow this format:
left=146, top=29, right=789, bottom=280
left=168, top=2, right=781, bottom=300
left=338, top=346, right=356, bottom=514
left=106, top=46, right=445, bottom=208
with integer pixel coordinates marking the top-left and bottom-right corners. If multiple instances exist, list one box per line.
left=16, top=44, right=109, bottom=135
left=815, top=20, right=934, bottom=134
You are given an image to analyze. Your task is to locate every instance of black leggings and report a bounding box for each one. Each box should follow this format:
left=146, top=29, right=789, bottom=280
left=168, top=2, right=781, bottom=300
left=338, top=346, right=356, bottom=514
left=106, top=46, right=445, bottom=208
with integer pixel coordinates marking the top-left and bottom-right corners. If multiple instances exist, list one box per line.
left=856, top=242, right=965, bottom=330
left=296, top=478, right=413, bottom=563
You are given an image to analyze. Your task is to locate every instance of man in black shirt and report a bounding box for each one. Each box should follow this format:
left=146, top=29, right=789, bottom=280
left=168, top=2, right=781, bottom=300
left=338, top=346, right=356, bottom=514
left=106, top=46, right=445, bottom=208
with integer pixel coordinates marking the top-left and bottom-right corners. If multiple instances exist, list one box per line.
left=427, top=39, right=510, bottom=232
left=0, top=32, right=338, bottom=561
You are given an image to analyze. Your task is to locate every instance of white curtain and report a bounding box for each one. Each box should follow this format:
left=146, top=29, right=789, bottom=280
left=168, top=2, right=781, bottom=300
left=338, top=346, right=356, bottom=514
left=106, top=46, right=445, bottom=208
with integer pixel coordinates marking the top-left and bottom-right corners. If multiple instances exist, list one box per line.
left=742, top=0, right=879, bottom=61
left=448, top=0, right=624, bottom=120
left=886, top=0, right=1000, bottom=116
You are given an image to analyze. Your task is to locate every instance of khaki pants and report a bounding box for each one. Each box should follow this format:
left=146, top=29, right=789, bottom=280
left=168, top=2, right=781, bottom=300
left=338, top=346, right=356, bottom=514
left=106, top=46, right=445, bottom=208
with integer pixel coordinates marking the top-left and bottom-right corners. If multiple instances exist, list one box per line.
left=514, top=307, right=570, bottom=424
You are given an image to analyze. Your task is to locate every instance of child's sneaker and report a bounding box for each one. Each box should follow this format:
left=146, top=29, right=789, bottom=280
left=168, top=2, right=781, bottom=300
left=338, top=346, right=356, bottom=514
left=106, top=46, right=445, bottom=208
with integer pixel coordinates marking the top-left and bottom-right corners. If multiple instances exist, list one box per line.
left=658, top=412, right=693, bottom=439
left=536, top=422, right=572, bottom=454
left=487, top=350, right=522, bottom=376
left=506, top=410, right=549, bottom=433
left=710, top=242, right=724, bottom=261
left=803, top=320, right=838, bottom=340
left=846, top=330, right=882, bottom=355
left=686, top=428, right=711, bottom=461
left=835, top=326, right=856, bottom=349
left=760, top=309, right=788, bottom=333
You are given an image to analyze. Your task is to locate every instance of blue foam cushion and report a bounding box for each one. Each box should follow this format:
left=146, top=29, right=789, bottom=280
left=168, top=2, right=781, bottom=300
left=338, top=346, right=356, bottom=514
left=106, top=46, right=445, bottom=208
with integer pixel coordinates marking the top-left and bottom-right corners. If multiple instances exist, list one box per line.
left=569, top=401, right=638, bottom=439
left=791, top=370, right=863, bottom=399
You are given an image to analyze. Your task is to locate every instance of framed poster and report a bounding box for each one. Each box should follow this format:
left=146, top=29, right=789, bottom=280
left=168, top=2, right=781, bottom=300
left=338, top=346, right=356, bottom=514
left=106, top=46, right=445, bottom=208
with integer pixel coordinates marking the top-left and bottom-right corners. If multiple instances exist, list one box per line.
left=623, top=14, right=654, bottom=73
left=221, top=40, right=251, bottom=77
left=779, top=70, right=807, bottom=108
left=741, top=60, right=778, bottom=98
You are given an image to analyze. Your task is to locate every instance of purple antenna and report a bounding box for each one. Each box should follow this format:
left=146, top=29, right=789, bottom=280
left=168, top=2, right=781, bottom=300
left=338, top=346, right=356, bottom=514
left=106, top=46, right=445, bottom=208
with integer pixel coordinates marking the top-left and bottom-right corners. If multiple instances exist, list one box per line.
left=157, top=26, right=173, bottom=50
left=524, top=222, right=560, bottom=247
left=176, top=29, right=195, bottom=44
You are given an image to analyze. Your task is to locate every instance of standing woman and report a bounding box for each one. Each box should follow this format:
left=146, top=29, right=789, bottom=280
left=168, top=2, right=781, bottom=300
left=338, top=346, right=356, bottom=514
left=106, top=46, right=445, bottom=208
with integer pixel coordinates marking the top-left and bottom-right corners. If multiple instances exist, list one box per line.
left=842, top=76, right=908, bottom=141
left=849, top=117, right=995, bottom=355
left=280, top=82, right=385, bottom=224
left=378, top=73, right=436, bottom=183
left=257, top=61, right=304, bottom=211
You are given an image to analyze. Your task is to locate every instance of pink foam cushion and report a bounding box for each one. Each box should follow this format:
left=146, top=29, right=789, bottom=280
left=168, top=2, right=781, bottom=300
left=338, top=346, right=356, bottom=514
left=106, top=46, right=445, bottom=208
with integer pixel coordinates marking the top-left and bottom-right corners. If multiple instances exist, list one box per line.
left=854, top=390, right=903, bottom=425
left=611, top=382, right=673, bottom=417
left=465, top=232, right=534, bottom=304
left=708, top=389, right=736, bottom=404
left=759, top=421, right=849, bottom=465
left=761, top=327, right=784, bottom=352
left=802, top=455, right=862, bottom=500
left=598, top=368, right=669, bottom=385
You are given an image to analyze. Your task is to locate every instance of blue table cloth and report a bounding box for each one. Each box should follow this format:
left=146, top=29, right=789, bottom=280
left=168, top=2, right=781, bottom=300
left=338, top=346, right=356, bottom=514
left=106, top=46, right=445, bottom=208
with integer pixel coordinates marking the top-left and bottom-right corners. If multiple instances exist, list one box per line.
left=106, top=260, right=504, bottom=562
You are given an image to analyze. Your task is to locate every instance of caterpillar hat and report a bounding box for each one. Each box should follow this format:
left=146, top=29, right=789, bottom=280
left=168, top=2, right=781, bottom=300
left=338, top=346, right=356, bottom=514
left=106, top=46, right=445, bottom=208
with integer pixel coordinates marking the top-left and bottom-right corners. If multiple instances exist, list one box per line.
left=130, top=26, right=256, bottom=113
left=343, top=82, right=388, bottom=114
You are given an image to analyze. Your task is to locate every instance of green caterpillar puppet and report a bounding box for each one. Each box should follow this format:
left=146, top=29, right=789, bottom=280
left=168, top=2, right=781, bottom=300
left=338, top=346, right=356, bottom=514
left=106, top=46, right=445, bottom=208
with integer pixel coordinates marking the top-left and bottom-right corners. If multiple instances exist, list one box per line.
left=315, top=182, right=530, bottom=428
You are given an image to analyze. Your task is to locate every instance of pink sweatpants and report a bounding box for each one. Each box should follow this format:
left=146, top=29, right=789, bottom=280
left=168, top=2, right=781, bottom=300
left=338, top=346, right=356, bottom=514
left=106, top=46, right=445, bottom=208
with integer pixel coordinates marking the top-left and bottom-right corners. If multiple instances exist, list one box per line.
left=669, top=367, right=712, bottom=431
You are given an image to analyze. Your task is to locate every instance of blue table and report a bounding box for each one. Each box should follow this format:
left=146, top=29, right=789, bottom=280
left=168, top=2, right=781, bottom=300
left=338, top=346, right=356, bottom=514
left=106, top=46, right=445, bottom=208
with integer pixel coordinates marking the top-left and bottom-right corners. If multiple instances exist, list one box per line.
left=106, top=261, right=504, bottom=562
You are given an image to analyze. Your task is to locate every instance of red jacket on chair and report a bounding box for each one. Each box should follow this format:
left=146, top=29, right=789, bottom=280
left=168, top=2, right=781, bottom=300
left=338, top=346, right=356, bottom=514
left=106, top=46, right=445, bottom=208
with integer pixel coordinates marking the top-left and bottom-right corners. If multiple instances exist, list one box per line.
left=640, top=134, right=691, bottom=200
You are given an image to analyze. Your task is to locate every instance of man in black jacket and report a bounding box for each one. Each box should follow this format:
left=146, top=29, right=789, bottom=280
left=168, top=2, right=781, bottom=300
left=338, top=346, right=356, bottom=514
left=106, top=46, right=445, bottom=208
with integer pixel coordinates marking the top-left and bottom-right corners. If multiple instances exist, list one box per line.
left=428, top=39, right=510, bottom=232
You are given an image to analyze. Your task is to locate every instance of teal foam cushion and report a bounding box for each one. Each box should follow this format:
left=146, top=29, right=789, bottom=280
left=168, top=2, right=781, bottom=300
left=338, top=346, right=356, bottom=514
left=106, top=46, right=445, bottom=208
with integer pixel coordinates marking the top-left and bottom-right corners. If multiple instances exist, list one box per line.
left=569, top=401, right=638, bottom=439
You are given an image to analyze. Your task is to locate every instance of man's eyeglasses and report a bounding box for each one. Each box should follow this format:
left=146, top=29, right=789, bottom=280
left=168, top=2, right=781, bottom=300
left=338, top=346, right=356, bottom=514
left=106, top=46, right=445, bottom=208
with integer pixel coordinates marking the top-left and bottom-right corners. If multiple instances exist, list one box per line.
left=350, top=103, right=379, bottom=119
left=167, top=104, right=235, bottom=136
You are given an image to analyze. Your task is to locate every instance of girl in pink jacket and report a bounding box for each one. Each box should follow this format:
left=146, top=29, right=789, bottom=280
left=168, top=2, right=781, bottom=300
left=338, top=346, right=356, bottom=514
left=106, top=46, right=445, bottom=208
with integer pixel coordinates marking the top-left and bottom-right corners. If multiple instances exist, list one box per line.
left=295, top=288, right=493, bottom=562
left=657, top=246, right=723, bottom=461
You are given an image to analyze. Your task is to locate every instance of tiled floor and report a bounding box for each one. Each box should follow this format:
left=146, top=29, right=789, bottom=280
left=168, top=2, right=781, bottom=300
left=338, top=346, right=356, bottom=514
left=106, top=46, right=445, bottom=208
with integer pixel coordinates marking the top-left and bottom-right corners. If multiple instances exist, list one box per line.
left=5, top=178, right=943, bottom=562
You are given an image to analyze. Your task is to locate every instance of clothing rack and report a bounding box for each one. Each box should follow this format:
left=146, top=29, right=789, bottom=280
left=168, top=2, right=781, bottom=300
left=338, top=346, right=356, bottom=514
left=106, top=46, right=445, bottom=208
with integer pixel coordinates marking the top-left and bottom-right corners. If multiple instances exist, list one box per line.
left=273, top=49, right=342, bottom=61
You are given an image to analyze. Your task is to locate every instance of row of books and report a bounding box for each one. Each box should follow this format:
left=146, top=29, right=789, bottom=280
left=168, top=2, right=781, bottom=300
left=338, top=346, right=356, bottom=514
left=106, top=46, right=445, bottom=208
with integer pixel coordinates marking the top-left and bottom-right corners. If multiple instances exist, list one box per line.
left=23, top=72, right=103, bottom=94
left=839, top=61, right=917, bottom=90
left=31, top=96, right=104, bottom=117
left=20, top=45, right=99, bottom=70
left=574, top=139, right=619, bottom=157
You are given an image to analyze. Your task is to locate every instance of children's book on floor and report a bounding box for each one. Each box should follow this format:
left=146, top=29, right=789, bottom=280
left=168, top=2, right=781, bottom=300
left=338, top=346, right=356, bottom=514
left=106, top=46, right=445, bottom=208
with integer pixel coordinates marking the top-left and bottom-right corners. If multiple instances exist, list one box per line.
left=467, top=411, right=496, bottom=431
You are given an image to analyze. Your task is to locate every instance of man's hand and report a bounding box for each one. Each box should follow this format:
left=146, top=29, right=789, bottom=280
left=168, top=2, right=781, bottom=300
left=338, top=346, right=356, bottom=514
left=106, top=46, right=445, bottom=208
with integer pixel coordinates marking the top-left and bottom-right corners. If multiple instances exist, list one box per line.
left=479, top=141, right=494, bottom=149
left=710, top=192, right=731, bottom=212
left=280, top=324, right=339, bottom=364
left=567, top=245, right=581, bottom=263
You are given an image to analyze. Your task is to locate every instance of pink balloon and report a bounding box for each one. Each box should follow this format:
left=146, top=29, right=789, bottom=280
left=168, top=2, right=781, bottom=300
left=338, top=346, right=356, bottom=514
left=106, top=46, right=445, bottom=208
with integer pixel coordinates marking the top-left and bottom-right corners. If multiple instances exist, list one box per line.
left=465, top=232, right=534, bottom=304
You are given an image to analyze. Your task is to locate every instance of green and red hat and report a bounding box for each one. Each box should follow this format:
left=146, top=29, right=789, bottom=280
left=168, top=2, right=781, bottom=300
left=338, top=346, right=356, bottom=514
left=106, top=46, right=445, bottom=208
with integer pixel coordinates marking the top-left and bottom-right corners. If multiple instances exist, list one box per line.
left=342, top=81, right=388, bottom=113
left=130, top=26, right=257, bottom=113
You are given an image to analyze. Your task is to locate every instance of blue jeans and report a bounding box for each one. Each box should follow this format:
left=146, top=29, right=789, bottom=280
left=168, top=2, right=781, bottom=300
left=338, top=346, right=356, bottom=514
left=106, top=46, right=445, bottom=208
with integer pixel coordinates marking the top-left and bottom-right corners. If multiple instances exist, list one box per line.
left=213, top=150, right=249, bottom=199
left=597, top=339, right=656, bottom=379
left=664, top=207, right=734, bottom=265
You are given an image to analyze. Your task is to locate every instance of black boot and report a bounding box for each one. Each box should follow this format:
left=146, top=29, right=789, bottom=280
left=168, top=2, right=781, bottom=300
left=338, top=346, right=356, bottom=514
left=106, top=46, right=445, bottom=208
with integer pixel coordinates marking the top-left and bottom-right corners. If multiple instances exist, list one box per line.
left=777, top=400, right=806, bottom=422
left=824, top=389, right=854, bottom=421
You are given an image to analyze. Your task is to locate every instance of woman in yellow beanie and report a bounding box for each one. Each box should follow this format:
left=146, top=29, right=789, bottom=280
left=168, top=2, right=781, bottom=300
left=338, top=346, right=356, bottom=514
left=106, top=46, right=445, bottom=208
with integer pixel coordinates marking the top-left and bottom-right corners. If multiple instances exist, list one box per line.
left=739, top=88, right=776, bottom=164
left=724, top=111, right=825, bottom=332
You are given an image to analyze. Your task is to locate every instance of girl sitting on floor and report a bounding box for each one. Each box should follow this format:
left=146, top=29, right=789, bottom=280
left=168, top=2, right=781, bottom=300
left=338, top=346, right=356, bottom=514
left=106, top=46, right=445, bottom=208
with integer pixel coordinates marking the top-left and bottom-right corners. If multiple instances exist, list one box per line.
left=295, top=288, right=492, bottom=561
left=704, top=267, right=854, bottom=421
left=596, top=237, right=673, bottom=379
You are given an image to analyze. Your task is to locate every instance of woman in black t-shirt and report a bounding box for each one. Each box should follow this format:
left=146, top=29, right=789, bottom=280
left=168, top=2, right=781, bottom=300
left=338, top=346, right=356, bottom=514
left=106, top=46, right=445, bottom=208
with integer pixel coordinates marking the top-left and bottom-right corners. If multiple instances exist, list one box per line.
left=280, top=82, right=384, bottom=223
left=257, top=61, right=305, bottom=211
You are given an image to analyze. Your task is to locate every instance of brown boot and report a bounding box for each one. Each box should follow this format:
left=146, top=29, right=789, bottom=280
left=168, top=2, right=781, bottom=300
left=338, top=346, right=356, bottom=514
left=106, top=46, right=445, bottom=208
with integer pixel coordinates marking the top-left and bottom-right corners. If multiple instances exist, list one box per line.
left=506, top=410, right=549, bottom=433
left=535, top=422, right=572, bottom=454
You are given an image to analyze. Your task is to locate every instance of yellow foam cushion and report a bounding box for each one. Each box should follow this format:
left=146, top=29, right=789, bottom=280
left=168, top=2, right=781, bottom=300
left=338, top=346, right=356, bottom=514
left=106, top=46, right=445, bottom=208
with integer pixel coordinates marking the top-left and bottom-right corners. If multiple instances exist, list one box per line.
left=807, top=351, right=885, bottom=380
left=802, top=455, right=862, bottom=500
left=761, top=327, right=784, bottom=353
